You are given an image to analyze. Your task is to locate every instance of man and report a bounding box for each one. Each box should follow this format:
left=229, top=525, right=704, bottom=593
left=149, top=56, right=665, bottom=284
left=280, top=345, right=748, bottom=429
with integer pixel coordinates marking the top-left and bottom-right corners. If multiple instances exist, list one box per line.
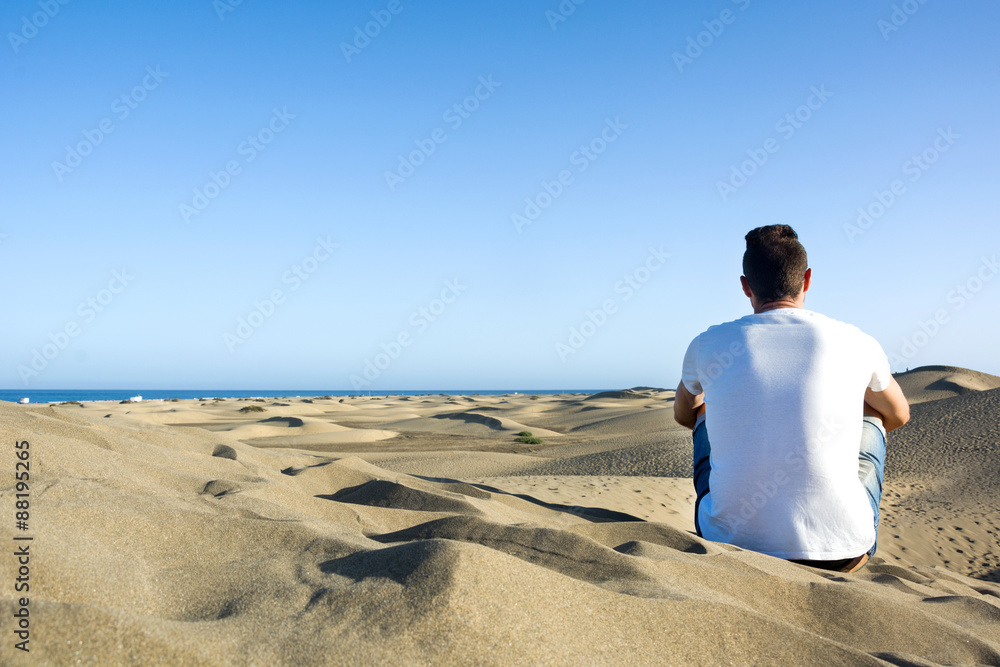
left=673, top=225, right=910, bottom=572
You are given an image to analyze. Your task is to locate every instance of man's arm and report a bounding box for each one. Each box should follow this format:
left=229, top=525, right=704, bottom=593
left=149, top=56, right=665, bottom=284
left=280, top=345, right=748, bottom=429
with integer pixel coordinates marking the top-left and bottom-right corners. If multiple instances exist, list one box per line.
left=674, top=381, right=705, bottom=430
left=864, top=377, right=910, bottom=432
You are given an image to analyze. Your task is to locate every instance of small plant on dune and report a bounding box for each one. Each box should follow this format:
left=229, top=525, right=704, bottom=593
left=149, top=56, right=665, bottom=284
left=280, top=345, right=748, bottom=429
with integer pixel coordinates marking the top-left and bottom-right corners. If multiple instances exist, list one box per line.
left=253, top=398, right=266, bottom=403
left=239, top=405, right=266, bottom=413
left=59, top=401, right=84, bottom=407
left=516, top=436, right=543, bottom=445
left=529, top=395, right=539, bottom=400
left=169, top=398, right=180, bottom=402
left=517, top=431, right=533, bottom=437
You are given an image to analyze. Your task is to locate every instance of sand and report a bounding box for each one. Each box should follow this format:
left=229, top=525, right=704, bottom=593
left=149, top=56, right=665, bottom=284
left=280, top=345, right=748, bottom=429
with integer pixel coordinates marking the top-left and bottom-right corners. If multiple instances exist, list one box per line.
left=895, top=365, right=1000, bottom=405
left=1, top=369, right=999, bottom=665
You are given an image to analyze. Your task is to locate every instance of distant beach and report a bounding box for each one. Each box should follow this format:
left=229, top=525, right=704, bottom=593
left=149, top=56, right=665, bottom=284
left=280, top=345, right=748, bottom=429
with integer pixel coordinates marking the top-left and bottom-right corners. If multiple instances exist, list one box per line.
left=0, top=388, right=599, bottom=405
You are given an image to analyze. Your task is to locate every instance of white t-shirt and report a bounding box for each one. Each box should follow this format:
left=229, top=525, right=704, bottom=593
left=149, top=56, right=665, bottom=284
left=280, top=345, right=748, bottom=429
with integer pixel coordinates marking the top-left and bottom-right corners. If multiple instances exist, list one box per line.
left=681, top=308, right=892, bottom=560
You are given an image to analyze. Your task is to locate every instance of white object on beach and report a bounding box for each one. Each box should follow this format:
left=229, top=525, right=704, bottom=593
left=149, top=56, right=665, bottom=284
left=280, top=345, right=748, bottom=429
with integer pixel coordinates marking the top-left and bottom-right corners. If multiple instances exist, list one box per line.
left=130, top=395, right=143, bottom=403
left=19, top=398, right=29, bottom=404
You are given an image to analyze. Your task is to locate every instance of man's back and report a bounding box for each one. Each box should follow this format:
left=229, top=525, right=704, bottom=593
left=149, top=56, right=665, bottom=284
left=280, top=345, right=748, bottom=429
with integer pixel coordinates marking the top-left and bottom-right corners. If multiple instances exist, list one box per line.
left=681, top=308, right=892, bottom=560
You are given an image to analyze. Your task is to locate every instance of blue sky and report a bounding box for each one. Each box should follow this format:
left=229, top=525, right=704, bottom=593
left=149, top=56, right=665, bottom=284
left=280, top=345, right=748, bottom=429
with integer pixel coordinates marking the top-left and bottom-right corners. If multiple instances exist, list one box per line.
left=2, top=0, right=998, bottom=390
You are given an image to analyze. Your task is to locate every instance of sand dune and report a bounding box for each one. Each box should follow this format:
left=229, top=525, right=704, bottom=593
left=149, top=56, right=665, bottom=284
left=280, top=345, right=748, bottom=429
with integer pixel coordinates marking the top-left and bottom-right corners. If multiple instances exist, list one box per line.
left=215, top=416, right=398, bottom=448
left=585, top=389, right=659, bottom=400
left=895, top=365, right=1000, bottom=405
left=430, top=410, right=563, bottom=437
left=2, top=385, right=999, bottom=665
left=377, top=410, right=562, bottom=439
left=467, top=475, right=696, bottom=528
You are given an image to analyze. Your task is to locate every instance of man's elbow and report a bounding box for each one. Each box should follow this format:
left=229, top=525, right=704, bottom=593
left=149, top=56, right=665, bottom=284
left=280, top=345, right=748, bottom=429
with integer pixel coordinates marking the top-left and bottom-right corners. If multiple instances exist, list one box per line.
left=673, top=405, right=696, bottom=430
left=886, top=404, right=911, bottom=432
left=897, top=403, right=911, bottom=428
left=674, top=402, right=705, bottom=430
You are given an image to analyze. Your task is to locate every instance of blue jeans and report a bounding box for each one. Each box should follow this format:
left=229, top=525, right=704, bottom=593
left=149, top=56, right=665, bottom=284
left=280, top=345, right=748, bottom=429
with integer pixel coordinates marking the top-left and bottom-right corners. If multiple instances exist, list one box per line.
left=692, top=415, right=886, bottom=557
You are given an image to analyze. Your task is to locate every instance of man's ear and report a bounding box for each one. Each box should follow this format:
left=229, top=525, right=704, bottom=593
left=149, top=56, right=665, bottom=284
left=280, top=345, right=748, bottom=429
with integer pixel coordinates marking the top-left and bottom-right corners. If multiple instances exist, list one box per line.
left=740, top=275, right=753, bottom=298
left=802, top=268, right=812, bottom=293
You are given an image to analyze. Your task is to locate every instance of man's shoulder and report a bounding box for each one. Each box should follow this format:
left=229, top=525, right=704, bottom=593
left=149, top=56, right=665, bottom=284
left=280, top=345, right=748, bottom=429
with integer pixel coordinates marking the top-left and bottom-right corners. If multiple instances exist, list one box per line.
left=695, top=310, right=880, bottom=344
left=799, top=310, right=880, bottom=341
left=698, top=313, right=758, bottom=336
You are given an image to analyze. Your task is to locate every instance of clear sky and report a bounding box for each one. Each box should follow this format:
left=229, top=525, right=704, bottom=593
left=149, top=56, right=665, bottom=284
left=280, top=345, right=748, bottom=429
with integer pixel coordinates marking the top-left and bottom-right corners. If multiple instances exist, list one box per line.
left=2, top=0, right=998, bottom=390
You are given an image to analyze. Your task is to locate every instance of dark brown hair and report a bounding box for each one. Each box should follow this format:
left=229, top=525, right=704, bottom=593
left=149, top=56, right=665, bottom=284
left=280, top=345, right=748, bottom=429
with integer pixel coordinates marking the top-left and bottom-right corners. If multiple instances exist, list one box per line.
left=742, top=225, right=808, bottom=302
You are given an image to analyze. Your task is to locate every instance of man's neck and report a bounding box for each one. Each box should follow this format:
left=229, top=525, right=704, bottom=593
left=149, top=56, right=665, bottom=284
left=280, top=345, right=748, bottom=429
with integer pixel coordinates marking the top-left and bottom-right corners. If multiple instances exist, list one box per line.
left=753, top=299, right=805, bottom=314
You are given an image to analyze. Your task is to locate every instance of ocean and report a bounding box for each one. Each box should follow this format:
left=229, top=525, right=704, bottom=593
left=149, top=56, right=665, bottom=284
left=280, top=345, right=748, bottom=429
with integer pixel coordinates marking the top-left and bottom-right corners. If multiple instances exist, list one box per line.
left=0, top=389, right=599, bottom=404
